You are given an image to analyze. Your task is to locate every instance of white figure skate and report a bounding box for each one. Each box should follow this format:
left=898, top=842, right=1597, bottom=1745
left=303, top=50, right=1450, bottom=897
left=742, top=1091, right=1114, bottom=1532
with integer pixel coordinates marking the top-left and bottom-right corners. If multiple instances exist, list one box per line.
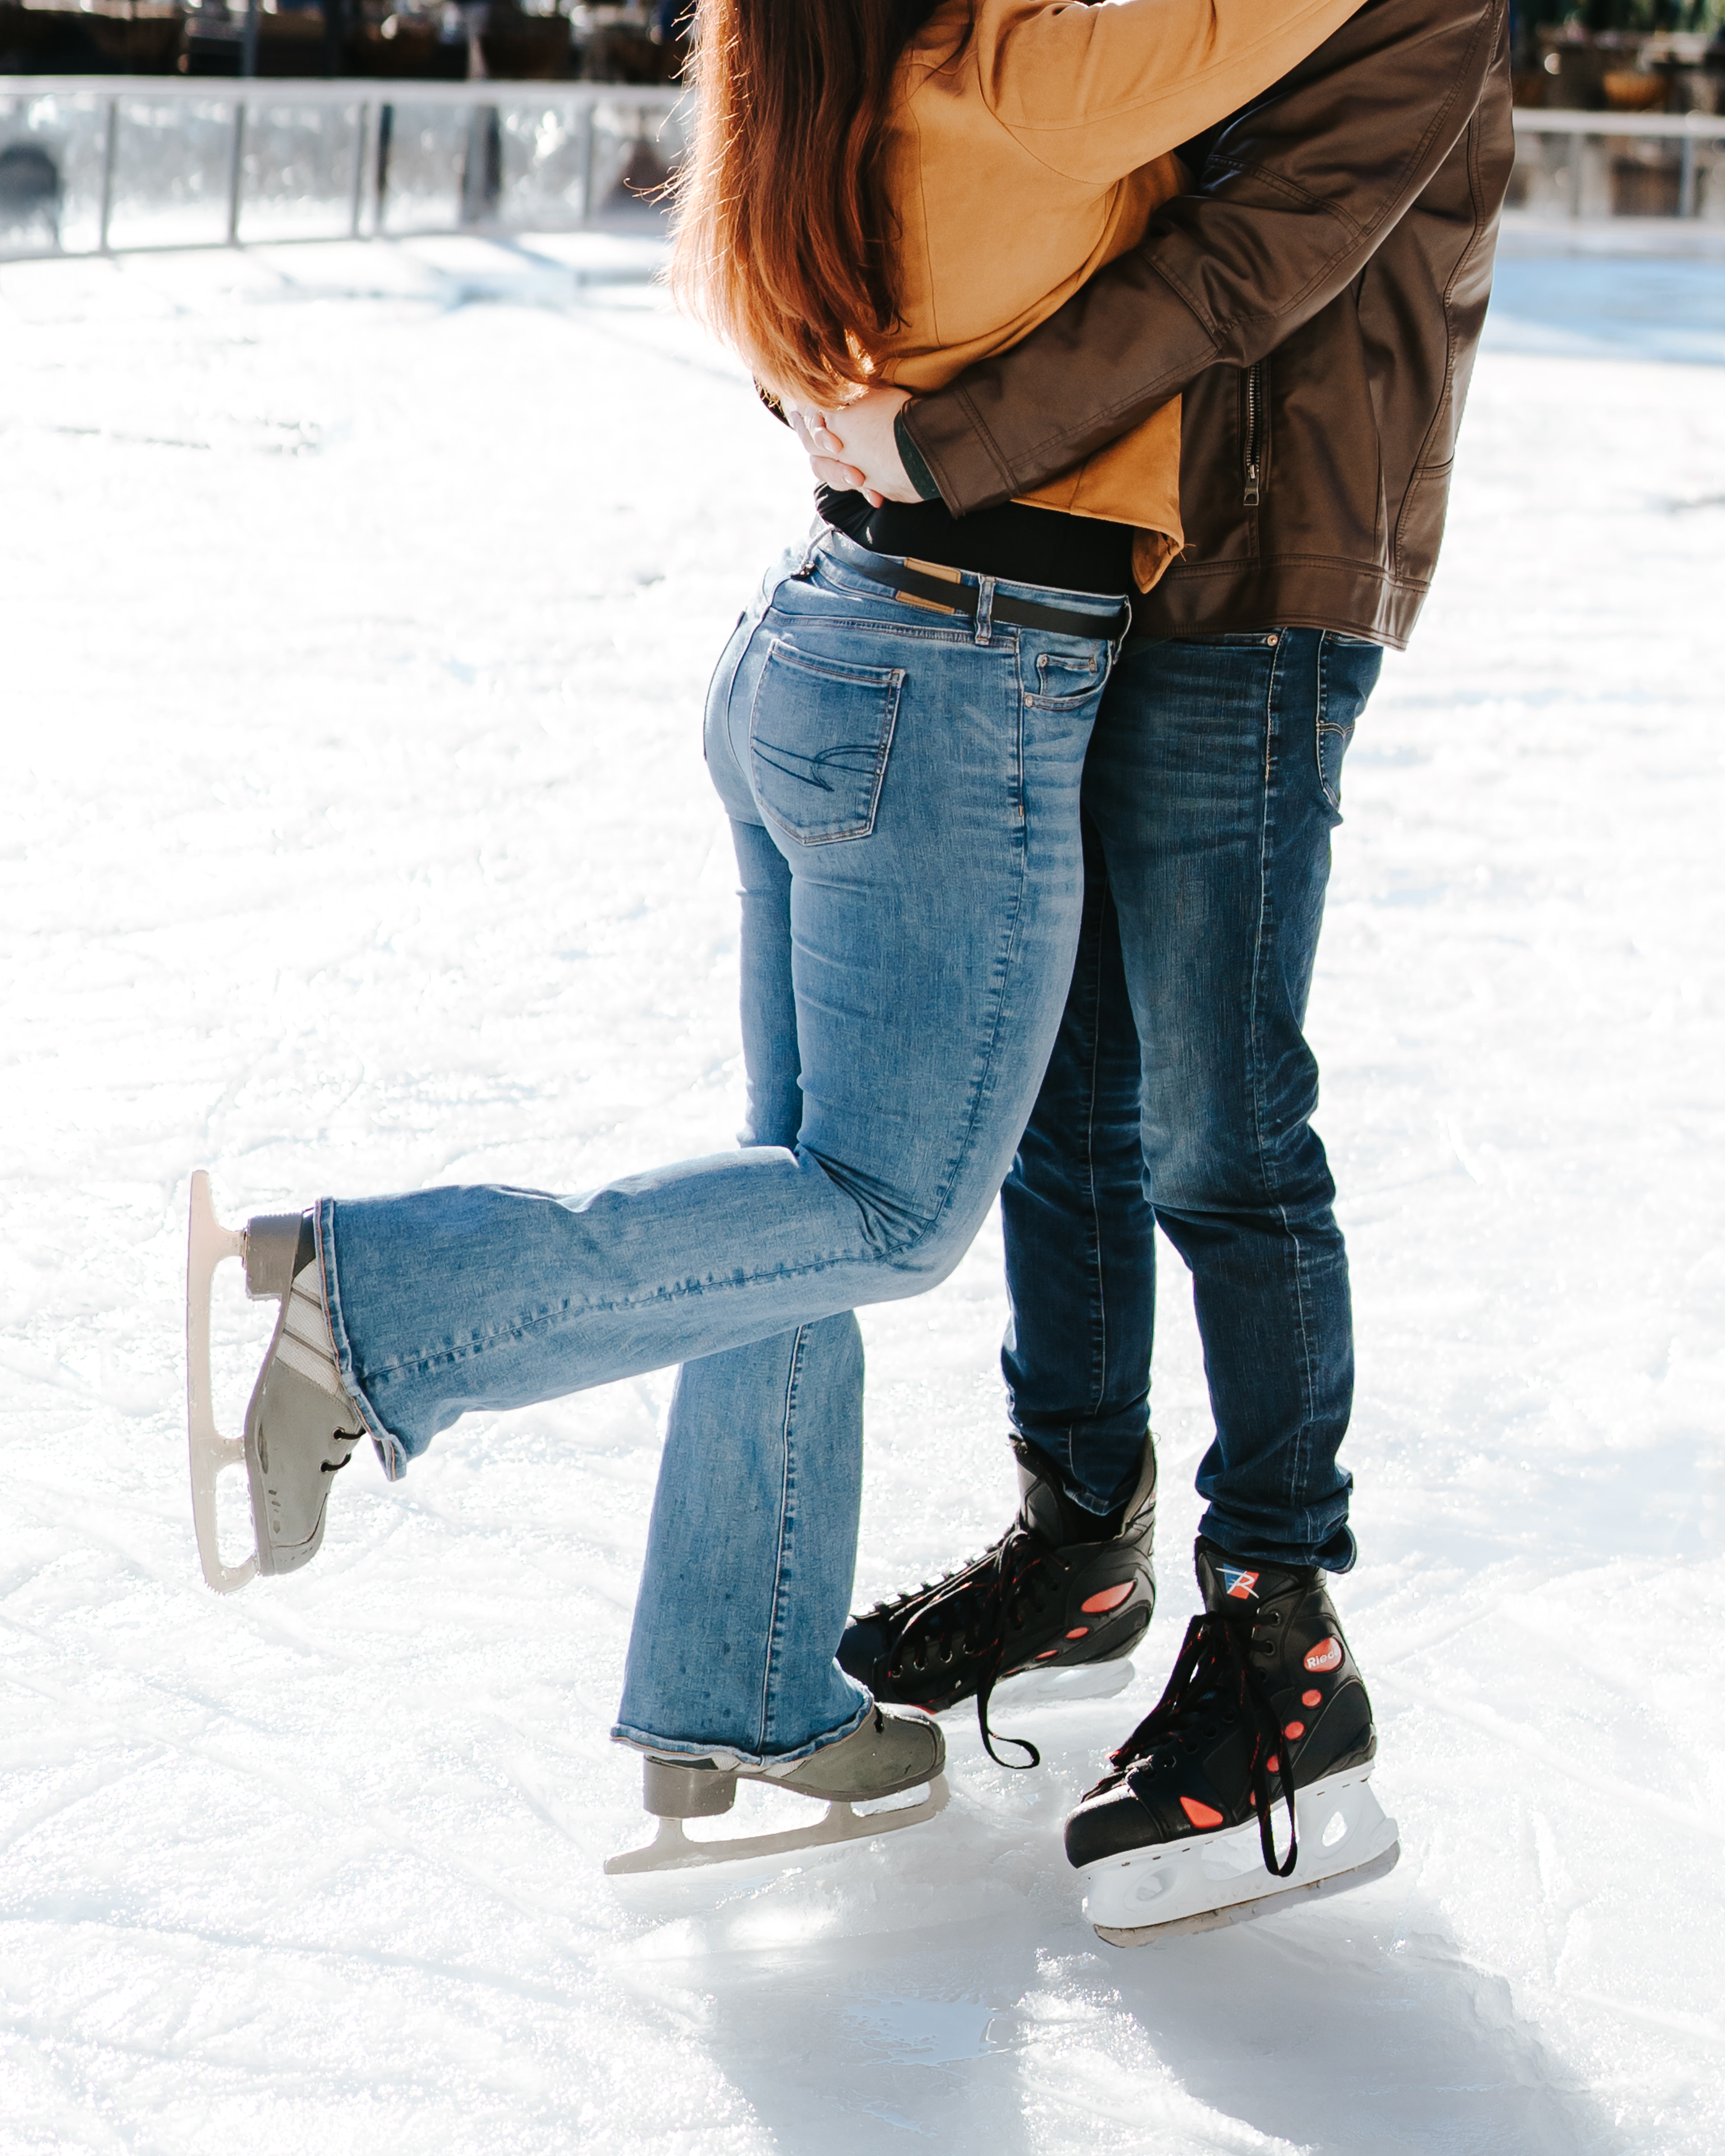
left=607, top=1703, right=949, bottom=1875
left=185, top=1170, right=364, bottom=1593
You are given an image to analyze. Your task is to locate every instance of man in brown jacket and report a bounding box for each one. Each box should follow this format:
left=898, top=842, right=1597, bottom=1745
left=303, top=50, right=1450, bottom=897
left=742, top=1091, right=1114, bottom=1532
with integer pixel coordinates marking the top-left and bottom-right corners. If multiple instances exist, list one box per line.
left=815, top=0, right=1515, bottom=1932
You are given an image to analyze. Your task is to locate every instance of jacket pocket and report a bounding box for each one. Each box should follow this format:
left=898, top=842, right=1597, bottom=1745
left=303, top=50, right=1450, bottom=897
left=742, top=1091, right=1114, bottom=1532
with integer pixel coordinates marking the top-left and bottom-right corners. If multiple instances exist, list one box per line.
left=1242, top=358, right=1268, bottom=510
left=1393, top=459, right=1454, bottom=587
left=749, top=638, right=905, bottom=846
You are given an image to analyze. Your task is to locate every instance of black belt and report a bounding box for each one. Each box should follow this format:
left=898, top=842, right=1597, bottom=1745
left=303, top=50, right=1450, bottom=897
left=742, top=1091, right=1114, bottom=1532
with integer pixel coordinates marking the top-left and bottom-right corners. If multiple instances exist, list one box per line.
left=839, top=554, right=1131, bottom=644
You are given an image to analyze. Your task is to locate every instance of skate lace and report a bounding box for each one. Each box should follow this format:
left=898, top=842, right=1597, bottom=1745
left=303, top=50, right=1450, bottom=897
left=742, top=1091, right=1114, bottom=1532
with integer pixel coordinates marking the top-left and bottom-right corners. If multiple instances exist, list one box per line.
left=883, top=1524, right=1059, bottom=1772
left=1089, top=1610, right=1298, bottom=1879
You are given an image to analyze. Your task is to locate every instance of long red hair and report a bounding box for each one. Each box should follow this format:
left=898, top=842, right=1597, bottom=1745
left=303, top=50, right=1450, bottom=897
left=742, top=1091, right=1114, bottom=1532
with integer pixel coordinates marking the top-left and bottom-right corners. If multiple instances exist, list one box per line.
left=670, top=0, right=916, bottom=405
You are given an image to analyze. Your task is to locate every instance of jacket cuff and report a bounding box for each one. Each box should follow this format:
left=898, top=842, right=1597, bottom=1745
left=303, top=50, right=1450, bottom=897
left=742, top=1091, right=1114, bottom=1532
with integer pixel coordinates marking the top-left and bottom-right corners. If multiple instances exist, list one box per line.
left=897, top=387, right=1019, bottom=516
left=892, top=408, right=943, bottom=502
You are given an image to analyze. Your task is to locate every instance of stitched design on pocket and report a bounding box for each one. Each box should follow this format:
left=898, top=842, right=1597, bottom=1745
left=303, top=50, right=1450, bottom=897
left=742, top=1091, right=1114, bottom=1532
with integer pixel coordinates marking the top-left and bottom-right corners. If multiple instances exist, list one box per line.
left=1317, top=717, right=1356, bottom=812
left=1316, top=631, right=1378, bottom=815
left=750, top=637, right=905, bottom=845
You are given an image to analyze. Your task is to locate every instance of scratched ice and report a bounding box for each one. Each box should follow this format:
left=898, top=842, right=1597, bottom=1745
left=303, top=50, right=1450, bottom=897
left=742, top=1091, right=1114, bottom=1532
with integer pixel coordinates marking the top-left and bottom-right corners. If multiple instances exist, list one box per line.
left=1, top=234, right=1721, bottom=2154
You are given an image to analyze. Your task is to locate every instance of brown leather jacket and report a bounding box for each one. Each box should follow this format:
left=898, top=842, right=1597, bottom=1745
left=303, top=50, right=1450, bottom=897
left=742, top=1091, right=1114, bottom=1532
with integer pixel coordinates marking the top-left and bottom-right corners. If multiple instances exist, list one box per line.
left=898, top=0, right=1515, bottom=649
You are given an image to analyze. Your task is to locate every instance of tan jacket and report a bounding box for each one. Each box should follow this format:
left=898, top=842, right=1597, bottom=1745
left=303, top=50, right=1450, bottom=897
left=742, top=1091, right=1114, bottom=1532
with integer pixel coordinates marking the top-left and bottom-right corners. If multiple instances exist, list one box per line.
left=874, top=0, right=1365, bottom=587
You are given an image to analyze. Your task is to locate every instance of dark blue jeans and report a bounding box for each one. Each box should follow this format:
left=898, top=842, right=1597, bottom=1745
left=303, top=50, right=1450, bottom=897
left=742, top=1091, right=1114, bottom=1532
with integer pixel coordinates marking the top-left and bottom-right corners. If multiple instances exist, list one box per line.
left=1000, top=628, right=1383, bottom=1572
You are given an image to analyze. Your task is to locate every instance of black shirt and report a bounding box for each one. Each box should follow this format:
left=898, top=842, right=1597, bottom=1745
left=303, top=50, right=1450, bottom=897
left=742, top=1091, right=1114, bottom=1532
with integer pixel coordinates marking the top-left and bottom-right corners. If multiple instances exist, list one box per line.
left=817, top=485, right=1134, bottom=599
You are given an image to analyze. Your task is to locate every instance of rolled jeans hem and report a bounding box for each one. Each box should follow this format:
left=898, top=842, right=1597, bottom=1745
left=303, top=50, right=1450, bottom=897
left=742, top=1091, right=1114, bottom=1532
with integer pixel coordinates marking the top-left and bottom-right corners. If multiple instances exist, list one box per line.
left=317, top=1196, right=411, bottom=1482
left=609, top=1692, right=872, bottom=1772
left=1198, top=1508, right=1358, bottom=1576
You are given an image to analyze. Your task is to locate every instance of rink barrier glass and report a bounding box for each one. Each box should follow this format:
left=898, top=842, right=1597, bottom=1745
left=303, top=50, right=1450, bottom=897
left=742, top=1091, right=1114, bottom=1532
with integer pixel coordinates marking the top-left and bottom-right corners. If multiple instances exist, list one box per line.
left=0, top=75, right=691, bottom=261
left=1, top=84, right=1719, bottom=263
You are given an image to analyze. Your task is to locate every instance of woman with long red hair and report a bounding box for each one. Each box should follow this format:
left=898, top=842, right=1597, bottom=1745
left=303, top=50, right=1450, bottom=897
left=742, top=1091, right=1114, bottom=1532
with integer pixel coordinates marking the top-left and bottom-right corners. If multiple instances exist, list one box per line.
left=189, top=0, right=1364, bottom=1870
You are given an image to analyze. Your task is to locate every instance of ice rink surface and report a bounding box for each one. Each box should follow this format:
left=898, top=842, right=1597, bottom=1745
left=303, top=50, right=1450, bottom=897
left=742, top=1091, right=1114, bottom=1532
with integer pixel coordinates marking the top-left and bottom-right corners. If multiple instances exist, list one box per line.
left=2, top=233, right=1722, bottom=2154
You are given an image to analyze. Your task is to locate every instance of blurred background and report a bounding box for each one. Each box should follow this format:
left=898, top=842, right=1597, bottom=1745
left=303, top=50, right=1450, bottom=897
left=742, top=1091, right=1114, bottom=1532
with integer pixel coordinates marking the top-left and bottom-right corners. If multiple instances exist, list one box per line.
left=2, top=0, right=1725, bottom=256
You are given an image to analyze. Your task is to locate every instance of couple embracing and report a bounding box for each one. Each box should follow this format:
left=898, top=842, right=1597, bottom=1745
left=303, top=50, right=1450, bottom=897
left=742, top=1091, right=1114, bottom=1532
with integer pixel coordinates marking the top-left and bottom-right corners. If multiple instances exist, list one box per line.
left=188, top=0, right=1510, bottom=1939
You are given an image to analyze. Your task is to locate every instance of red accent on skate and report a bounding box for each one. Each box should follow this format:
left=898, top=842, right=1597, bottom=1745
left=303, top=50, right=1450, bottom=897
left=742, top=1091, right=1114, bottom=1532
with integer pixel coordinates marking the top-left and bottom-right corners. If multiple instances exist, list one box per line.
left=1066, top=1627, right=1089, bottom=1639
left=1081, top=1583, right=1133, bottom=1614
left=1036, top=1649, right=1059, bottom=1659
left=1225, top=1570, right=1260, bottom=1599
left=1302, top=1689, right=1322, bottom=1707
left=1303, top=1639, right=1343, bottom=1672
left=1180, top=1796, right=1224, bottom=1829
left=1284, top=1721, right=1305, bottom=1740
left=1266, top=1755, right=1280, bottom=1773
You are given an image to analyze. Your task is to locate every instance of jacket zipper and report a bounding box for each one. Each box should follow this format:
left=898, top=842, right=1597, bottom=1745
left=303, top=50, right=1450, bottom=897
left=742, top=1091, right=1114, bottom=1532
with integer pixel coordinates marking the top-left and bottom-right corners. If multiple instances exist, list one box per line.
left=1242, top=359, right=1265, bottom=509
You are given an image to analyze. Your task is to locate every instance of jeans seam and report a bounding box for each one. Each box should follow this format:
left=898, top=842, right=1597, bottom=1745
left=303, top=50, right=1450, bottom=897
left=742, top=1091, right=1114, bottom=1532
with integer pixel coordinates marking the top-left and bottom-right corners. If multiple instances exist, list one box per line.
left=317, top=1197, right=408, bottom=1477
left=1080, top=886, right=1110, bottom=1417
left=1284, top=660, right=1322, bottom=1532
left=1246, top=644, right=1279, bottom=1196
left=897, top=681, right=1035, bottom=1238
left=1248, top=639, right=1320, bottom=1536
left=1011, top=648, right=1027, bottom=824
left=345, top=1244, right=875, bottom=1385
left=352, top=1170, right=1014, bottom=1389
left=758, top=1322, right=808, bottom=1751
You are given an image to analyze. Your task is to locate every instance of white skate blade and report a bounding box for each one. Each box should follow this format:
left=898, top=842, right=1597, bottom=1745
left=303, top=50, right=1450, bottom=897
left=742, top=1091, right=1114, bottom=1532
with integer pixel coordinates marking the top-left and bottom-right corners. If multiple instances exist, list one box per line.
left=185, top=1170, right=256, bottom=1594
left=1080, top=1769, right=1399, bottom=1946
left=604, top=1774, right=949, bottom=1877
left=999, top=1657, right=1135, bottom=1709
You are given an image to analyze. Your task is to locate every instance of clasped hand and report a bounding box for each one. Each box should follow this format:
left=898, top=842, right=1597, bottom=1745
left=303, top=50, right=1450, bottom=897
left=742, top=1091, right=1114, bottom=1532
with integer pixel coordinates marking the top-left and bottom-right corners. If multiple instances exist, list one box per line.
left=789, top=384, right=920, bottom=506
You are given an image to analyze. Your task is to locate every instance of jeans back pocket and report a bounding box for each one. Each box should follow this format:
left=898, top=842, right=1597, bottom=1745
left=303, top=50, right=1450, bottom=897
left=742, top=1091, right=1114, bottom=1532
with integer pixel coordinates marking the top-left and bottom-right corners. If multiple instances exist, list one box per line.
left=749, top=637, right=905, bottom=846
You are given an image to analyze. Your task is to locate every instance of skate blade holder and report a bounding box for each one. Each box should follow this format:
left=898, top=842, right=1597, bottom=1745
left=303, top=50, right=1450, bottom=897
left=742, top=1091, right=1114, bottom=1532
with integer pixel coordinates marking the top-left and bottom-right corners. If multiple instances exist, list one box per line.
left=604, top=1756, right=950, bottom=1876
left=1003, top=1658, right=1135, bottom=1709
left=185, top=1169, right=304, bottom=1595
left=1082, top=1772, right=1400, bottom=1946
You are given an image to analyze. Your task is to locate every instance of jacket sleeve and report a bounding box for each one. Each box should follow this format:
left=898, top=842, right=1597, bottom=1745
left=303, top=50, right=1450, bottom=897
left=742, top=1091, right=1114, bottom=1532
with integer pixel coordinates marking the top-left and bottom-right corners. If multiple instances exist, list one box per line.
left=902, top=0, right=1508, bottom=513
left=975, top=0, right=1367, bottom=184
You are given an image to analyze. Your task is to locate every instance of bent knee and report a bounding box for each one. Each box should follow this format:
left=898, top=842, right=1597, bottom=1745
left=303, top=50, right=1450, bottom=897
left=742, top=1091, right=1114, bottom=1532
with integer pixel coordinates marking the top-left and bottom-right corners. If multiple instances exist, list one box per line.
left=828, top=1197, right=976, bottom=1298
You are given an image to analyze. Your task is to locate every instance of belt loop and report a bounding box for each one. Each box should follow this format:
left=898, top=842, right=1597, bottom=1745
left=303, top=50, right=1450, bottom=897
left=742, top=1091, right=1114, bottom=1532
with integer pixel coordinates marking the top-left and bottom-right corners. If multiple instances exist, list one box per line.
left=794, top=520, right=824, bottom=580
left=973, top=576, right=996, bottom=645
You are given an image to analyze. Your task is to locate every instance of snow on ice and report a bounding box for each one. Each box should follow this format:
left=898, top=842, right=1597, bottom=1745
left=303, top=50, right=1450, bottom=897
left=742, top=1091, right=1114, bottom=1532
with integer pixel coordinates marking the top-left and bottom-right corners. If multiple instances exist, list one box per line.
left=1, top=234, right=1721, bottom=2154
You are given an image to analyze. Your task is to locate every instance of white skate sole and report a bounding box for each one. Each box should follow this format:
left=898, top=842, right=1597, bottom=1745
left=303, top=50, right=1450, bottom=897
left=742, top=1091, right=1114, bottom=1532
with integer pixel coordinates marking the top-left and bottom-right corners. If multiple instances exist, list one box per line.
left=1079, top=1768, right=1399, bottom=1945
left=185, top=1170, right=256, bottom=1594
left=998, top=1658, right=1135, bottom=1709
left=606, top=1774, right=949, bottom=1876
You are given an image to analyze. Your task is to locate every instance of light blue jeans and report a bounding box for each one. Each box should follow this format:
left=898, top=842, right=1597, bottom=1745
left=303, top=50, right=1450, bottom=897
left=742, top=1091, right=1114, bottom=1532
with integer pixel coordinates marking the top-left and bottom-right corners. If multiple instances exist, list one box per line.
left=318, top=530, right=1122, bottom=1764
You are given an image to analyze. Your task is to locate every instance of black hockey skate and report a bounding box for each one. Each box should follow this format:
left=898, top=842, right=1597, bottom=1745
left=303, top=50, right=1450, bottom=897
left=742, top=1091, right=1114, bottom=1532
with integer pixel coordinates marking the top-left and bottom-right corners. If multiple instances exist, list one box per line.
left=838, top=1434, right=1155, bottom=1767
left=1065, top=1538, right=1398, bottom=1943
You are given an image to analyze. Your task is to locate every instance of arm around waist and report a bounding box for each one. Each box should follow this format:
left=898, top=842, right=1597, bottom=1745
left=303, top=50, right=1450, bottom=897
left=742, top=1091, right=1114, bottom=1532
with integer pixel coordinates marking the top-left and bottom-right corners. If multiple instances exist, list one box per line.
left=905, top=0, right=1509, bottom=513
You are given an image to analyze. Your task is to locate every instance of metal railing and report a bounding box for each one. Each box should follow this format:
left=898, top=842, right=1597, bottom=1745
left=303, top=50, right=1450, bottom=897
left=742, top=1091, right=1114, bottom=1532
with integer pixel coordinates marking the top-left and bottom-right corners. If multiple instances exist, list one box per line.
left=0, top=73, right=687, bottom=260
left=1511, top=106, right=1725, bottom=221
left=3, top=78, right=1722, bottom=265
